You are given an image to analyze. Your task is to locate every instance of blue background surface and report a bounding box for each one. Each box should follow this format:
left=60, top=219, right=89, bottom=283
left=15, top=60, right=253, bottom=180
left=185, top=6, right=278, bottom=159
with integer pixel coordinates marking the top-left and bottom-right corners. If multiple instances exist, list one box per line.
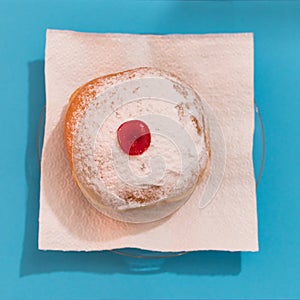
left=1, top=0, right=300, bottom=299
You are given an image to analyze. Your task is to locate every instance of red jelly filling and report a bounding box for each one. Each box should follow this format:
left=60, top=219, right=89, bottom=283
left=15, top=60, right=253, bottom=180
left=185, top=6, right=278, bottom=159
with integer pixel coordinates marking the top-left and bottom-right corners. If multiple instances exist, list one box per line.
left=117, top=120, right=151, bottom=155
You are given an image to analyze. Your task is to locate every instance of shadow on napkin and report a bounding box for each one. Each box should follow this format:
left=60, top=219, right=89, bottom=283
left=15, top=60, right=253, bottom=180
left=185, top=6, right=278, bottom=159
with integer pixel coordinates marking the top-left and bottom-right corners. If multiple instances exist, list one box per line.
left=20, top=60, right=241, bottom=277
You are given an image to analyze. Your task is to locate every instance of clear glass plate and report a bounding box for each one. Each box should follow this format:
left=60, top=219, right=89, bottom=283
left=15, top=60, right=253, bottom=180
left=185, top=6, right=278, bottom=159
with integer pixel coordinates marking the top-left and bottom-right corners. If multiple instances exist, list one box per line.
left=37, top=102, right=265, bottom=260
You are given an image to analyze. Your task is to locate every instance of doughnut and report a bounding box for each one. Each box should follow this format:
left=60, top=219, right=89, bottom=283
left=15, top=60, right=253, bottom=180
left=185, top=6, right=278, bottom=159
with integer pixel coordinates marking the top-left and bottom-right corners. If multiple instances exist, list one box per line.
left=64, top=67, right=210, bottom=223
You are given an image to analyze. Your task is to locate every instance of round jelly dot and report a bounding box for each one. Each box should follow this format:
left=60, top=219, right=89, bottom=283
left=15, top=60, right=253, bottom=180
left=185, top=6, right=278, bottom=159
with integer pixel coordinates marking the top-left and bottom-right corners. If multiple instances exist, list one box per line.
left=117, top=120, right=151, bottom=156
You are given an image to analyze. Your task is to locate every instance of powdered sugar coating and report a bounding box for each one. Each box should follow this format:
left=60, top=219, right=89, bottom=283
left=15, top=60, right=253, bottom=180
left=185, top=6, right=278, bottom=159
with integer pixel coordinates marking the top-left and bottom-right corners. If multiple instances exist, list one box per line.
left=66, top=68, right=210, bottom=223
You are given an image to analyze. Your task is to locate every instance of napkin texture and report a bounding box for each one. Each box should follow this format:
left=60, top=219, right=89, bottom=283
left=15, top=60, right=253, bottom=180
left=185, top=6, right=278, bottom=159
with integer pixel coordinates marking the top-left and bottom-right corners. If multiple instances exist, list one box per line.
left=39, top=29, right=257, bottom=251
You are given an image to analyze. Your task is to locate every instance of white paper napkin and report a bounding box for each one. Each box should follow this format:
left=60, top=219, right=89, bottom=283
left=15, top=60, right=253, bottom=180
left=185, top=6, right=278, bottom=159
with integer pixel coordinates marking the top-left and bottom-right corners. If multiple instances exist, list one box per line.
left=39, top=29, right=257, bottom=252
